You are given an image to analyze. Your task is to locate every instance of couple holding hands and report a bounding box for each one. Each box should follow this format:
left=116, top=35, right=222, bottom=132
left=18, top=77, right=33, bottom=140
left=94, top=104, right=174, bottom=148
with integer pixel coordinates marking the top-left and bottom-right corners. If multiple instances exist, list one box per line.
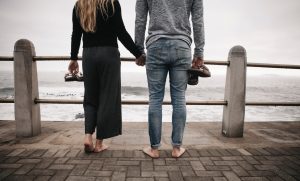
left=69, top=0, right=205, bottom=158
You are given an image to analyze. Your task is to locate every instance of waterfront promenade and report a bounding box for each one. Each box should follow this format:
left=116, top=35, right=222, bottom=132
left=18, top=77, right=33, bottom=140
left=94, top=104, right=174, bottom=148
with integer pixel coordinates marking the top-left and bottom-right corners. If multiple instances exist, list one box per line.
left=0, top=121, right=299, bottom=181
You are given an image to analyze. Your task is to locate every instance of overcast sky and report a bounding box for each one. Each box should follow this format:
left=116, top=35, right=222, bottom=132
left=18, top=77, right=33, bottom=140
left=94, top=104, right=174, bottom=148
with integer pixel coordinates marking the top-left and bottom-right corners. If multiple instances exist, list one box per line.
left=0, top=0, right=300, bottom=75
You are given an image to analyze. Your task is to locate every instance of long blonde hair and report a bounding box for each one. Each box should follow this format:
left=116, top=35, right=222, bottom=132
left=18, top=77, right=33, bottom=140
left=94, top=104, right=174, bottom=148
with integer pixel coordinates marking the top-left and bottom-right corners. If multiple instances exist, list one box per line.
left=76, top=0, right=115, bottom=32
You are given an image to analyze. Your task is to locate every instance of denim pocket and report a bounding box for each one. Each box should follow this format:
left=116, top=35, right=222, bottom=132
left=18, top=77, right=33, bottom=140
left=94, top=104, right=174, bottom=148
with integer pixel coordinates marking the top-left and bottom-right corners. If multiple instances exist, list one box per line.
left=176, top=47, right=192, bottom=64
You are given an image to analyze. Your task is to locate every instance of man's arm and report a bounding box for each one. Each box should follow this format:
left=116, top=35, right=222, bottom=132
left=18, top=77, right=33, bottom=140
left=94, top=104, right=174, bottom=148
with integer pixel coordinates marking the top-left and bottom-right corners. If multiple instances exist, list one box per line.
left=135, top=0, right=148, bottom=54
left=191, top=0, right=205, bottom=60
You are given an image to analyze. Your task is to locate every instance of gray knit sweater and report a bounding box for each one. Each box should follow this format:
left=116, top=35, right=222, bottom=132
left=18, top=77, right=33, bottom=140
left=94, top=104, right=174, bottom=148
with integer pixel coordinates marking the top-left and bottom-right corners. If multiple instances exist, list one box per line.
left=135, top=0, right=205, bottom=58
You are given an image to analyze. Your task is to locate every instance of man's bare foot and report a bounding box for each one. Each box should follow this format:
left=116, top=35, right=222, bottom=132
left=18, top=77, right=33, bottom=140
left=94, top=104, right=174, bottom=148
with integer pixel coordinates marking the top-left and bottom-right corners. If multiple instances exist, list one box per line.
left=143, top=147, right=159, bottom=158
left=84, top=134, right=94, bottom=153
left=94, top=139, right=108, bottom=153
left=172, top=147, right=186, bottom=158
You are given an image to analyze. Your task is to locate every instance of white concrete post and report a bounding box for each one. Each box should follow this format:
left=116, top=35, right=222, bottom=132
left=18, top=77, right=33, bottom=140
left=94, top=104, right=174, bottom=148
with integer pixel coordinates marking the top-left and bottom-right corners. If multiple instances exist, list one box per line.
left=222, top=46, right=247, bottom=137
left=14, top=39, right=41, bottom=137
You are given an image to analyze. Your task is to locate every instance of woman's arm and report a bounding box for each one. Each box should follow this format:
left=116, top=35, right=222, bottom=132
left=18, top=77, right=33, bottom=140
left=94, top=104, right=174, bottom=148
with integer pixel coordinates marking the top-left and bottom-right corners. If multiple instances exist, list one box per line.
left=70, top=6, right=83, bottom=61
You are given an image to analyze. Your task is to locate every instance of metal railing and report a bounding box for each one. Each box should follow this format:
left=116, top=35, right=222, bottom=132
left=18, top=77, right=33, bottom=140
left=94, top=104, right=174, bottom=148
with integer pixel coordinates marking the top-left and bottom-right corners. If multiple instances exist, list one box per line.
left=0, top=39, right=299, bottom=138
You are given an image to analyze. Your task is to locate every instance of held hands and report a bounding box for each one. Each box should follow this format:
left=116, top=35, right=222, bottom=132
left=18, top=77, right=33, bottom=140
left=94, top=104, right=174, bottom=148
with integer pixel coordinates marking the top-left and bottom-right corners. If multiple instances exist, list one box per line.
left=68, top=60, right=79, bottom=74
left=192, top=57, right=204, bottom=68
left=135, top=54, right=146, bottom=66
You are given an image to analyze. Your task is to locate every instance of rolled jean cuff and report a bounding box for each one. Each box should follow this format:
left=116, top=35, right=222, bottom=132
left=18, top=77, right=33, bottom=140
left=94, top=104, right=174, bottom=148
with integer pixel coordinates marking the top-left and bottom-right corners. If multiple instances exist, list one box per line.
left=172, top=142, right=182, bottom=148
left=151, top=143, right=161, bottom=149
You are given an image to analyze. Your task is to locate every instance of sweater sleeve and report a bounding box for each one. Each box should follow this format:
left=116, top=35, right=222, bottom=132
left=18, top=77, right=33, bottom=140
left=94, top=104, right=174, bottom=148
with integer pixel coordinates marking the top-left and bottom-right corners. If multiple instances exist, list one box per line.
left=111, top=1, right=142, bottom=58
left=134, top=0, right=148, bottom=54
left=191, top=0, right=205, bottom=58
left=70, top=6, right=83, bottom=60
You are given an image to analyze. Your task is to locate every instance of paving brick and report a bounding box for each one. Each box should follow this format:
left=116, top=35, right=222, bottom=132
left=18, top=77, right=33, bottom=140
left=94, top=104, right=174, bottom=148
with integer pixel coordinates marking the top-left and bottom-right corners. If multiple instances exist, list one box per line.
left=264, top=148, right=282, bottom=156
left=127, top=166, right=141, bottom=177
left=142, top=161, right=154, bottom=171
left=32, top=175, right=51, bottom=181
left=208, top=150, right=222, bottom=157
left=155, top=178, right=170, bottom=181
left=213, top=177, right=227, bottom=181
left=50, top=170, right=71, bottom=181
left=134, top=150, right=146, bottom=158
left=226, top=149, right=242, bottom=156
left=168, top=171, right=184, bottom=181
left=43, top=149, right=58, bottom=157
left=68, top=159, right=91, bottom=164
left=14, top=164, right=35, bottom=174
left=242, top=156, right=259, bottom=165
left=230, top=165, right=249, bottom=177
left=104, top=158, right=118, bottom=165
left=254, top=164, right=279, bottom=171
left=0, top=164, right=22, bottom=169
left=180, top=166, right=196, bottom=177
left=7, top=149, right=25, bottom=157
left=259, top=160, right=283, bottom=165
left=0, top=168, right=15, bottom=180
left=117, top=160, right=140, bottom=166
left=277, top=165, right=299, bottom=176
left=199, top=157, right=214, bottom=166
left=141, top=171, right=168, bottom=177
left=222, top=171, right=241, bottom=181
left=195, top=171, right=223, bottom=177
left=214, top=161, right=237, bottom=166
left=198, top=150, right=212, bottom=157
left=184, top=176, right=213, bottom=181
left=70, top=164, right=89, bottom=176
left=30, top=149, right=48, bottom=157
left=246, top=149, right=263, bottom=156
left=4, top=175, right=35, bottom=181
left=165, top=160, right=190, bottom=166
left=84, top=170, right=112, bottom=177
left=248, top=170, right=276, bottom=177
left=190, top=161, right=205, bottom=170
left=17, top=158, right=41, bottom=164
left=255, top=148, right=272, bottom=156
left=237, top=161, right=255, bottom=171
left=218, top=149, right=232, bottom=156
left=241, top=177, right=269, bottom=181
left=96, top=177, right=111, bottom=181
left=153, top=159, right=165, bottom=166
left=88, top=160, right=104, bottom=171
left=99, top=150, right=113, bottom=158
left=54, top=157, right=69, bottom=164
left=187, top=150, right=200, bottom=157
left=66, top=149, right=81, bottom=157
left=205, top=165, right=231, bottom=171
left=126, top=178, right=155, bottom=181
left=266, top=176, right=284, bottom=181
left=102, top=165, right=127, bottom=171
left=66, top=176, right=96, bottom=181
left=222, top=156, right=244, bottom=161
left=28, top=169, right=55, bottom=176
left=237, top=149, right=252, bottom=156
left=18, top=149, right=35, bottom=157
left=49, top=164, right=74, bottom=170
left=275, top=170, right=298, bottom=181
left=154, top=165, right=179, bottom=171
left=35, top=158, right=55, bottom=169
left=124, top=150, right=134, bottom=158
left=112, top=171, right=126, bottom=181
left=54, top=149, right=70, bottom=157
left=112, top=150, right=124, bottom=157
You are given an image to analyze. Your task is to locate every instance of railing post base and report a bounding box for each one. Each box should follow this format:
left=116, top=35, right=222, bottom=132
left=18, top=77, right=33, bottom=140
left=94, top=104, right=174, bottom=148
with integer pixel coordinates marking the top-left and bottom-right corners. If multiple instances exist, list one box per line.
left=222, top=46, right=247, bottom=138
left=14, top=39, right=41, bottom=138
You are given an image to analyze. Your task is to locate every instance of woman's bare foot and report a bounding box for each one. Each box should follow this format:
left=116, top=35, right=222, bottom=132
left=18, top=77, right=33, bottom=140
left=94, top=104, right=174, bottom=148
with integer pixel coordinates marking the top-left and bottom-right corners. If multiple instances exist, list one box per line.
left=172, top=147, right=186, bottom=158
left=94, top=139, right=108, bottom=153
left=84, top=134, right=94, bottom=153
left=143, top=147, right=159, bottom=158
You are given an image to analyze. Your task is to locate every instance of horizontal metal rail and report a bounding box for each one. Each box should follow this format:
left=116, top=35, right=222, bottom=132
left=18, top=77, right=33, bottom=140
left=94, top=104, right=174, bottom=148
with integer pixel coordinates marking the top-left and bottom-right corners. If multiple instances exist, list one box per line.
left=1, top=98, right=300, bottom=106
left=2, top=56, right=300, bottom=69
left=0, top=56, right=13, bottom=61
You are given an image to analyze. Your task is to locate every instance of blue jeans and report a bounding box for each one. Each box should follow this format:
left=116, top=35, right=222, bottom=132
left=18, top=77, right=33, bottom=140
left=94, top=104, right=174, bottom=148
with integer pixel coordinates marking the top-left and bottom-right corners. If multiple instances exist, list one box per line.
left=146, top=38, right=192, bottom=148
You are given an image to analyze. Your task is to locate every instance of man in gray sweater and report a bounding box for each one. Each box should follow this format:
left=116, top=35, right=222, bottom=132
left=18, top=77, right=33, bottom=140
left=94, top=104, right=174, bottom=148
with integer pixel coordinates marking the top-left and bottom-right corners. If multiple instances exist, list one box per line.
left=135, top=0, right=205, bottom=158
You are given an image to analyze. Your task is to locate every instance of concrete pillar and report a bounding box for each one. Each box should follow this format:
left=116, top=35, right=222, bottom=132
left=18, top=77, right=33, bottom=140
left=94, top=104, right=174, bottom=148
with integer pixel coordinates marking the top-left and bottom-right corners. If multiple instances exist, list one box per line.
left=14, top=39, right=41, bottom=137
left=222, top=46, right=247, bottom=137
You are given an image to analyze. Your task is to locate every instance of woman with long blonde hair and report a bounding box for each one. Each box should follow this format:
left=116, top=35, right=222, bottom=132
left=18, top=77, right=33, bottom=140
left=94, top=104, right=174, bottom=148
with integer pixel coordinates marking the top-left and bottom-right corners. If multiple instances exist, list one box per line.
left=69, top=0, right=145, bottom=153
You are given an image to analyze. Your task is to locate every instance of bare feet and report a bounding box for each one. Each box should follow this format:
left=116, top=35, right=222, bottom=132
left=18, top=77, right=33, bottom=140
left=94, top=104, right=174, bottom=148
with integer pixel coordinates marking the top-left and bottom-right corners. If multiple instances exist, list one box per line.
left=143, top=147, right=159, bottom=158
left=94, top=139, right=108, bottom=153
left=172, top=147, right=186, bottom=158
left=84, top=134, right=94, bottom=153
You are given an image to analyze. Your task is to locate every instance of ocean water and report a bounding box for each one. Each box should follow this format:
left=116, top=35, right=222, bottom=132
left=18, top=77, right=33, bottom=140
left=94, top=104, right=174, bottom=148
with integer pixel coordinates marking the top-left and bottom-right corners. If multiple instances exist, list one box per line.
left=0, top=70, right=300, bottom=122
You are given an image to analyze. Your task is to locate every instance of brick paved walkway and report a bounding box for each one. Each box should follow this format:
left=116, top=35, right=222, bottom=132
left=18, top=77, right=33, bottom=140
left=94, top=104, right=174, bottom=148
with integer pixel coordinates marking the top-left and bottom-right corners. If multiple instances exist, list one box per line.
left=0, top=147, right=300, bottom=181
left=0, top=121, right=300, bottom=180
